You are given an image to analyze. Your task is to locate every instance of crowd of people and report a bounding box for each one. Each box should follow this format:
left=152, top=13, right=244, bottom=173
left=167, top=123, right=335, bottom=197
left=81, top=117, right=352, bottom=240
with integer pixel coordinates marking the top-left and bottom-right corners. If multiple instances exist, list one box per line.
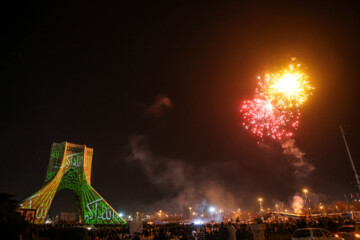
left=25, top=224, right=129, bottom=240
left=23, top=216, right=357, bottom=240
left=137, top=216, right=356, bottom=240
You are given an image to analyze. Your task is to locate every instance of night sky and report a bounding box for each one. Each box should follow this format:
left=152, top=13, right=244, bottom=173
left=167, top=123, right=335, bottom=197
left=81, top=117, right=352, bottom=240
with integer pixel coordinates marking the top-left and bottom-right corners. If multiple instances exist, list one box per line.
left=2, top=1, right=360, bottom=215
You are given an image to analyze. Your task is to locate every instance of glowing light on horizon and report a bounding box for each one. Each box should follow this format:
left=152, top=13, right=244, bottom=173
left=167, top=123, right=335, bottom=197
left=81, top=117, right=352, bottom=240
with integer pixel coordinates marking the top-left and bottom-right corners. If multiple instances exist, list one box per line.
left=194, top=219, right=203, bottom=225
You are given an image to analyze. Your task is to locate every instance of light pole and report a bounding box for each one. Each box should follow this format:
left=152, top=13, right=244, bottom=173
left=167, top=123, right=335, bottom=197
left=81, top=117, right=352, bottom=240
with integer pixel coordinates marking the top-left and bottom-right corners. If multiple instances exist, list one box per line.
left=319, top=205, right=324, bottom=216
left=303, top=188, right=308, bottom=215
left=209, top=206, right=215, bottom=219
left=189, top=207, right=192, bottom=218
left=303, top=188, right=308, bottom=198
left=258, top=198, right=263, bottom=212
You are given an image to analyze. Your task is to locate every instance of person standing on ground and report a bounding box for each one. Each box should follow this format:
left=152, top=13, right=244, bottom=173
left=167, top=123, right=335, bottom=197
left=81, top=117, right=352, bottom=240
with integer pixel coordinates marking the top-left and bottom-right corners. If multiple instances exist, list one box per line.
left=197, top=227, right=206, bottom=240
left=219, top=222, right=229, bottom=240
left=227, top=223, right=236, bottom=240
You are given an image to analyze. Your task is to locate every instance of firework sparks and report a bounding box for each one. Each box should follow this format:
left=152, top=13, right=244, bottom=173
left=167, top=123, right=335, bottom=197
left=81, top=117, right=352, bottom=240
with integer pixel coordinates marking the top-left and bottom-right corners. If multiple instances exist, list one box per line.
left=241, top=58, right=312, bottom=140
left=240, top=98, right=300, bottom=140
left=262, top=61, right=314, bottom=109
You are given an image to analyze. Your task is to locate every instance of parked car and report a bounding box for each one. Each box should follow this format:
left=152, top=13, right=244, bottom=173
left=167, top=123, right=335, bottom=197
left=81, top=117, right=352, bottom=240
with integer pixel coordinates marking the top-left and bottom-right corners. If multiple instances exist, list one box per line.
left=337, top=225, right=360, bottom=240
left=292, top=228, right=343, bottom=240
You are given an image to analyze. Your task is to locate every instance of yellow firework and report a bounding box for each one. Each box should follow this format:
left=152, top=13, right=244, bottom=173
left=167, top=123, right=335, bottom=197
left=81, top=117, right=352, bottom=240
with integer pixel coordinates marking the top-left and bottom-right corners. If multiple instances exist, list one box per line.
left=265, top=62, right=313, bottom=109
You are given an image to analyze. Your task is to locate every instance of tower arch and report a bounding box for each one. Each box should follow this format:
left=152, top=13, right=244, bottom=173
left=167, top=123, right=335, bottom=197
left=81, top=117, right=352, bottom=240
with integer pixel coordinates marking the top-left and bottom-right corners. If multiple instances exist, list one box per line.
left=21, top=142, right=126, bottom=224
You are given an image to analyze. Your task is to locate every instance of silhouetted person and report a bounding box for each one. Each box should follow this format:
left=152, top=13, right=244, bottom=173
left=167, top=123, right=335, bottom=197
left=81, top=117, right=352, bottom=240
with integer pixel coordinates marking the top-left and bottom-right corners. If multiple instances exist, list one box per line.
left=133, top=233, right=140, bottom=240
left=228, top=223, right=236, bottom=240
left=159, top=227, right=167, bottom=240
left=219, top=222, right=229, bottom=240
left=198, top=227, right=206, bottom=240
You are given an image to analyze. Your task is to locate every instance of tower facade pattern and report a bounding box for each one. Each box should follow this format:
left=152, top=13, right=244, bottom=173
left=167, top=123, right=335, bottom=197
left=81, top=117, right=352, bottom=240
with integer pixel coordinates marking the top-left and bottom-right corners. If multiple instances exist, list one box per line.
left=21, top=142, right=126, bottom=224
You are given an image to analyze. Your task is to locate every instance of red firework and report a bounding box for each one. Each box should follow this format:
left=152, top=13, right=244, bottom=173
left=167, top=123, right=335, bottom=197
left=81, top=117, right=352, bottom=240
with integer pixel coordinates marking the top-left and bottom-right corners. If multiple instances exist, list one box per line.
left=240, top=98, right=300, bottom=140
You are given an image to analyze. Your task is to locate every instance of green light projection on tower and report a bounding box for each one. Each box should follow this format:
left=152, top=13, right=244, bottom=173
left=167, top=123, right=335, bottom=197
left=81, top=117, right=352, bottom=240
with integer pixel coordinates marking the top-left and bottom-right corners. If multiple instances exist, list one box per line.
left=21, top=142, right=126, bottom=225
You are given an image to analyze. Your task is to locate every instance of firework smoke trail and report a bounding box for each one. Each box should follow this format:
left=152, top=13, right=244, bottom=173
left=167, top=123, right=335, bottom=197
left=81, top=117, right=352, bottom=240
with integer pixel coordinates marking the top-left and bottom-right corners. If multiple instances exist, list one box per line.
left=240, top=58, right=314, bottom=177
left=291, top=195, right=305, bottom=214
left=281, top=139, right=315, bottom=178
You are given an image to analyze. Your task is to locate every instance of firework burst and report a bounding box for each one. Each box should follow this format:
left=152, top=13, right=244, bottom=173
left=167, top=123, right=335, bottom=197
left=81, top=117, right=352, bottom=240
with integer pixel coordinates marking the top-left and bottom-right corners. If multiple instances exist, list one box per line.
left=262, top=61, right=314, bottom=109
left=240, top=58, right=312, bottom=140
left=240, top=98, right=300, bottom=140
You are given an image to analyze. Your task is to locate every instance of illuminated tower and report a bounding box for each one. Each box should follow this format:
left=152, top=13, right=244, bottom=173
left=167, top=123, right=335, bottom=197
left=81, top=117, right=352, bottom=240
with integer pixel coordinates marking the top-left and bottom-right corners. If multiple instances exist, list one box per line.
left=21, top=142, right=126, bottom=224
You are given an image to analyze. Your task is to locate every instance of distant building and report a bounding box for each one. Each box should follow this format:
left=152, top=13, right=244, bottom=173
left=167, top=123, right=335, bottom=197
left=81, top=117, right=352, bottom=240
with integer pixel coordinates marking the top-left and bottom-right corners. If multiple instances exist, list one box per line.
left=60, top=212, right=77, bottom=223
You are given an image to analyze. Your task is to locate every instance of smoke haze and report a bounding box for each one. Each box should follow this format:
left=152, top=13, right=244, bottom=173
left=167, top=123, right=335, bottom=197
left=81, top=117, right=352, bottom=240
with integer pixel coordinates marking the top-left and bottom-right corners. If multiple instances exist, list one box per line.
left=146, top=95, right=173, bottom=117
left=291, top=195, right=305, bottom=214
left=127, top=134, right=237, bottom=212
left=282, top=139, right=315, bottom=178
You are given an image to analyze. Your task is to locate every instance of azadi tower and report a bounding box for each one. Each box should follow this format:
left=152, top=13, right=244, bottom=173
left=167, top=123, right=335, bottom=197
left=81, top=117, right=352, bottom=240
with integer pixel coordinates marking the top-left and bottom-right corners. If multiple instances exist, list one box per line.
left=21, top=142, right=126, bottom=224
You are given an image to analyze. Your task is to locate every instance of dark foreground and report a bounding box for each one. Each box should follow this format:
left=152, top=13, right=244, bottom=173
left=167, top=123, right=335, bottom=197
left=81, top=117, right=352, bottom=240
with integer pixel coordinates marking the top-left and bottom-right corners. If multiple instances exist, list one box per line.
left=19, top=216, right=354, bottom=240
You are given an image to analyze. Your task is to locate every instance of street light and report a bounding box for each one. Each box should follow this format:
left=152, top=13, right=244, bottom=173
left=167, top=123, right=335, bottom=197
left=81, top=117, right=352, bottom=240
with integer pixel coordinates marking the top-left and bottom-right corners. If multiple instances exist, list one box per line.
left=209, top=206, right=216, bottom=219
left=319, top=205, right=324, bottom=215
left=258, top=198, right=263, bottom=212
left=303, top=188, right=309, bottom=215
left=275, top=204, right=279, bottom=212
left=303, top=188, right=308, bottom=198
